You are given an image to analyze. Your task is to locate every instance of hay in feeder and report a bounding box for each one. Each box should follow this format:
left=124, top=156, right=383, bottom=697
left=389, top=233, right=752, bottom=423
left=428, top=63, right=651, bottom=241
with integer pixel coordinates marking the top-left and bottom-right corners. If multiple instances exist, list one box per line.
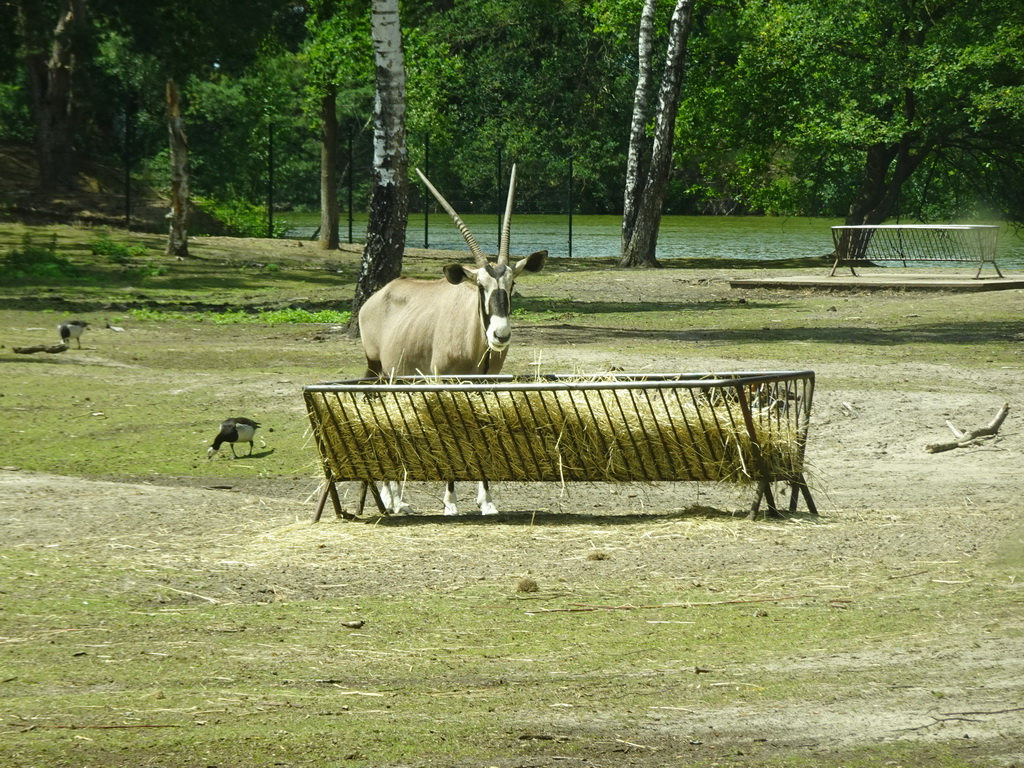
left=306, top=376, right=808, bottom=486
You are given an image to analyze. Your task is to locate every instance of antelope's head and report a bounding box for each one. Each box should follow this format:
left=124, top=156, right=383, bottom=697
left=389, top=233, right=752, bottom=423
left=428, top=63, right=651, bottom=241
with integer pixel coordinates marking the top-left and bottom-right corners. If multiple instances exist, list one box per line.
left=418, top=165, right=547, bottom=353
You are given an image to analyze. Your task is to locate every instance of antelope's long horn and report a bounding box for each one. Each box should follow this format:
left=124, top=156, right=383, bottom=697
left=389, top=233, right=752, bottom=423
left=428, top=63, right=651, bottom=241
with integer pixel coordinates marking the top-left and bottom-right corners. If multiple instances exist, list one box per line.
left=416, top=168, right=486, bottom=267
left=498, top=164, right=517, bottom=266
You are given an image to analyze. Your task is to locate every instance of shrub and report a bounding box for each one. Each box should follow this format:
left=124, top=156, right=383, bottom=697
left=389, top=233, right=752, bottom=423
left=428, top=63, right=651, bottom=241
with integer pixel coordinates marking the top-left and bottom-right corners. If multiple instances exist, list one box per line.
left=91, top=235, right=149, bottom=264
left=195, top=196, right=289, bottom=239
left=1, top=233, right=78, bottom=279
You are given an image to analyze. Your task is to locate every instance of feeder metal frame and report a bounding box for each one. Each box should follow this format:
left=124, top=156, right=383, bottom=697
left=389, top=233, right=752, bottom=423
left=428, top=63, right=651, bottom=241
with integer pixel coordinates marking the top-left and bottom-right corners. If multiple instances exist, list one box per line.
left=303, top=370, right=817, bottom=520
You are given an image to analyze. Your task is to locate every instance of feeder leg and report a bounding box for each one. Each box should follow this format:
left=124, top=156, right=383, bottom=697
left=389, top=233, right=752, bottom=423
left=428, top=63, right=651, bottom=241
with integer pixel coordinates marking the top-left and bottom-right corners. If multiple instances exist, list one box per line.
left=366, top=482, right=389, bottom=515
left=798, top=475, right=818, bottom=515
left=313, top=478, right=353, bottom=522
left=748, top=482, right=765, bottom=519
left=356, top=482, right=369, bottom=515
left=786, top=475, right=818, bottom=515
left=749, top=479, right=780, bottom=520
left=312, top=483, right=330, bottom=523
left=328, top=481, right=352, bottom=520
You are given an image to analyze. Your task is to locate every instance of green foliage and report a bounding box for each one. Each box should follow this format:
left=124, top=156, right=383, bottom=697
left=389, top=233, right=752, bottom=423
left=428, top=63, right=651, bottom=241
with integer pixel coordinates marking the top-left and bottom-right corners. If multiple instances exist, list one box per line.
left=185, top=50, right=317, bottom=208
left=0, top=233, right=77, bottom=279
left=0, top=81, right=32, bottom=142
left=679, top=0, right=1024, bottom=221
left=4, top=0, right=1024, bottom=223
left=195, top=195, right=290, bottom=238
left=125, top=306, right=351, bottom=326
left=90, top=234, right=150, bottom=264
left=404, top=0, right=636, bottom=213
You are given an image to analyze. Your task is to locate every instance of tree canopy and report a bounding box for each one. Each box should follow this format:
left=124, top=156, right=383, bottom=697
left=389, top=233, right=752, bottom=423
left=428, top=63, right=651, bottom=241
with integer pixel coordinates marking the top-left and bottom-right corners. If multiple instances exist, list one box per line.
left=2, top=0, right=1023, bottom=227
left=679, top=0, right=1024, bottom=223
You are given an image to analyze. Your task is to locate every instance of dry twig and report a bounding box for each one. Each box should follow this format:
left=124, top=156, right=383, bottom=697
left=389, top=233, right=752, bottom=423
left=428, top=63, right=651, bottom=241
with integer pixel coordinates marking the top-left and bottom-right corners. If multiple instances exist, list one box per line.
left=13, top=343, right=68, bottom=354
left=925, top=404, right=1009, bottom=453
left=525, top=594, right=814, bottom=614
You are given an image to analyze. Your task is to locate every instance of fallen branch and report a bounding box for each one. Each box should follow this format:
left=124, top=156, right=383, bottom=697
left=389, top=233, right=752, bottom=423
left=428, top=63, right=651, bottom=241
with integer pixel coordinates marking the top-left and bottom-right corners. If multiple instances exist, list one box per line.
left=926, top=404, right=1009, bottom=453
left=525, top=594, right=814, bottom=615
left=13, top=343, right=68, bottom=355
left=899, top=706, right=1024, bottom=733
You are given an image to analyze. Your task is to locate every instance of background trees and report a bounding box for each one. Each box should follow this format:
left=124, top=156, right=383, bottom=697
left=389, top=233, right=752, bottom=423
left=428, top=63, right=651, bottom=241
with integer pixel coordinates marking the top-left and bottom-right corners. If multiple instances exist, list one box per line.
left=679, top=0, right=1024, bottom=224
left=1, top=0, right=1022, bottom=238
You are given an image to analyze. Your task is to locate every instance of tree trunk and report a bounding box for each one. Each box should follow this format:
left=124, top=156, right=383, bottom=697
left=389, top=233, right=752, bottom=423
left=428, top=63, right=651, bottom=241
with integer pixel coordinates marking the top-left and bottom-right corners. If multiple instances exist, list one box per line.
left=16, top=0, right=85, bottom=191
left=350, top=0, right=409, bottom=335
left=838, top=135, right=931, bottom=260
left=620, top=0, right=695, bottom=268
left=319, top=85, right=340, bottom=250
left=621, top=0, right=658, bottom=253
left=165, top=79, right=191, bottom=259
left=845, top=141, right=930, bottom=226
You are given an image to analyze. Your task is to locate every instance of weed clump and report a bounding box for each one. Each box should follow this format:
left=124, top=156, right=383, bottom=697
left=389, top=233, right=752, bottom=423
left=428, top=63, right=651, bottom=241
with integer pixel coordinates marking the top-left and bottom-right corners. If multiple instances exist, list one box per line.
left=516, top=578, right=540, bottom=593
left=1, top=233, right=77, bottom=279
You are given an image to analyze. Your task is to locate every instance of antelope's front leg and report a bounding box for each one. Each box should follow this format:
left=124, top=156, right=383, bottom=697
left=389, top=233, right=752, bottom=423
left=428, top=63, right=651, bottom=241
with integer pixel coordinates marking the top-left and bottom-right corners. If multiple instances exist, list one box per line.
left=379, top=481, right=413, bottom=515
left=443, top=481, right=460, bottom=515
left=477, top=480, right=498, bottom=515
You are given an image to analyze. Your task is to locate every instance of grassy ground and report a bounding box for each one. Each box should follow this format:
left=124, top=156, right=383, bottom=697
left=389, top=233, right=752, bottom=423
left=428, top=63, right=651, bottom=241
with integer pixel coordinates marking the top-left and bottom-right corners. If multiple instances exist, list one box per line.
left=2, top=223, right=1023, bottom=767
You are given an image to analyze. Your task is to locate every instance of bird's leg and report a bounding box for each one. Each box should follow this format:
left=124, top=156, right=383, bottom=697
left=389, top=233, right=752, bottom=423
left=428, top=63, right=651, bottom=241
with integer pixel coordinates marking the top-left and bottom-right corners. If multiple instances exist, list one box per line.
left=230, top=444, right=239, bottom=459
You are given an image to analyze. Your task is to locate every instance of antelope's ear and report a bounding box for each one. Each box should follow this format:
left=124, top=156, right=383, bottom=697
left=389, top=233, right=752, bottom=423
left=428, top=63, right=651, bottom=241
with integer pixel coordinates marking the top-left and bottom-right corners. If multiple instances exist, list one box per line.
left=513, top=250, right=547, bottom=276
left=443, top=263, right=477, bottom=285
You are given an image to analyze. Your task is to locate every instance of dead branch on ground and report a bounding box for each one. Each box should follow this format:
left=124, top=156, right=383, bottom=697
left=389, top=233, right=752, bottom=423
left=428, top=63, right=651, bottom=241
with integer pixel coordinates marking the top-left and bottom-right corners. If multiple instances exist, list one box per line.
left=900, top=705, right=1024, bottom=732
left=925, top=404, right=1009, bottom=453
left=13, top=343, right=69, bottom=354
left=525, top=594, right=814, bottom=615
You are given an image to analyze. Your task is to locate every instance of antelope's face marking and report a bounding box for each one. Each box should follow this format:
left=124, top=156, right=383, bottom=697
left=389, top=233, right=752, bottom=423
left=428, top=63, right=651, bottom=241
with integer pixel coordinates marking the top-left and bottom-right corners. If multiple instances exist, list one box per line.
left=478, top=263, right=514, bottom=352
left=444, top=251, right=546, bottom=353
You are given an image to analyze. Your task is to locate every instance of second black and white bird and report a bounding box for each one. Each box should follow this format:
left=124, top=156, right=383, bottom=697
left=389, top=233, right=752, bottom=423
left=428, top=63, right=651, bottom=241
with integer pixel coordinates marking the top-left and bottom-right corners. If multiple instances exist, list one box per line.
left=58, top=320, right=89, bottom=348
left=208, top=417, right=261, bottom=459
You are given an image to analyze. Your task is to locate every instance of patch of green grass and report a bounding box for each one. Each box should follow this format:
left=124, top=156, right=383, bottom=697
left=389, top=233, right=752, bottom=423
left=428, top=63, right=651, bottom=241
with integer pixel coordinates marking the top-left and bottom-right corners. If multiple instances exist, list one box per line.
left=90, top=234, right=150, bottom=264
left=0, top=232, right=78, bottom=280
left=123, top=306, right=351, bottom=325
left=3, top=542, right=1019, bottom=767
left=0, top=224, right=356, bottom=310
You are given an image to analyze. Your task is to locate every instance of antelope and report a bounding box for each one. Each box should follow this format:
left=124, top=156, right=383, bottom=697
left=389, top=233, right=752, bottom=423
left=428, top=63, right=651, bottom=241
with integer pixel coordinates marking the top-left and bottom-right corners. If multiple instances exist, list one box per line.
left=358, top=165, right=547, bottom=515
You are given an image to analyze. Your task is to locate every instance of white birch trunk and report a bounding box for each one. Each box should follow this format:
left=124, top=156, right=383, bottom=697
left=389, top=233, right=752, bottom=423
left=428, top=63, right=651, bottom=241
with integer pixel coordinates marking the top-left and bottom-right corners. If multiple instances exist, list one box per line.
left=621, top=0, right=658, bottom=253
left=165, top=79, right=190, bottom=259
left=351, top=0, right=409, bottom=329
left=620, top=0, right=695, bottom=268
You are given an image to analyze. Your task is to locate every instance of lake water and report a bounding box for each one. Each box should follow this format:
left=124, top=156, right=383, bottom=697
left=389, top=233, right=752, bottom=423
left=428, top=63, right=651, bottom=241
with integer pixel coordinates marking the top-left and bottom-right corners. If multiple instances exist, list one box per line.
left=281, top=213, right=1024, bottom=270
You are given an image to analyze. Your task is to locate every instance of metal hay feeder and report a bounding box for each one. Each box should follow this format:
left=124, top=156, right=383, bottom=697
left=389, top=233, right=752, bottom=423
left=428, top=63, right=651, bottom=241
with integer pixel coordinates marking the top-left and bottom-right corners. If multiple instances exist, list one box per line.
left=303, top=371, right=817, bottom=520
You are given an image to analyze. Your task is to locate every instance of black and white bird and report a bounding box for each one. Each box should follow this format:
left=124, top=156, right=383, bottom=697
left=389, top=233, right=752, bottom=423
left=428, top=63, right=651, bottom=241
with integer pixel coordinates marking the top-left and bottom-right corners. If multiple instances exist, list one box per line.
left=58, top=320, right=89, bottom=348
left=207, top=417, right=261, bottom=459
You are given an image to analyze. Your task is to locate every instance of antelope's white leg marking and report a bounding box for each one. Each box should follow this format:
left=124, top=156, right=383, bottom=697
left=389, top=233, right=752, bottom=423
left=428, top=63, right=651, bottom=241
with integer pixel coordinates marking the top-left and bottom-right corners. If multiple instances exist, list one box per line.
left=443, top=483, right=460, bottom=516
left=380, top=481, right=413, bottom=515
left=477, top=481, right=498, bottom=515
